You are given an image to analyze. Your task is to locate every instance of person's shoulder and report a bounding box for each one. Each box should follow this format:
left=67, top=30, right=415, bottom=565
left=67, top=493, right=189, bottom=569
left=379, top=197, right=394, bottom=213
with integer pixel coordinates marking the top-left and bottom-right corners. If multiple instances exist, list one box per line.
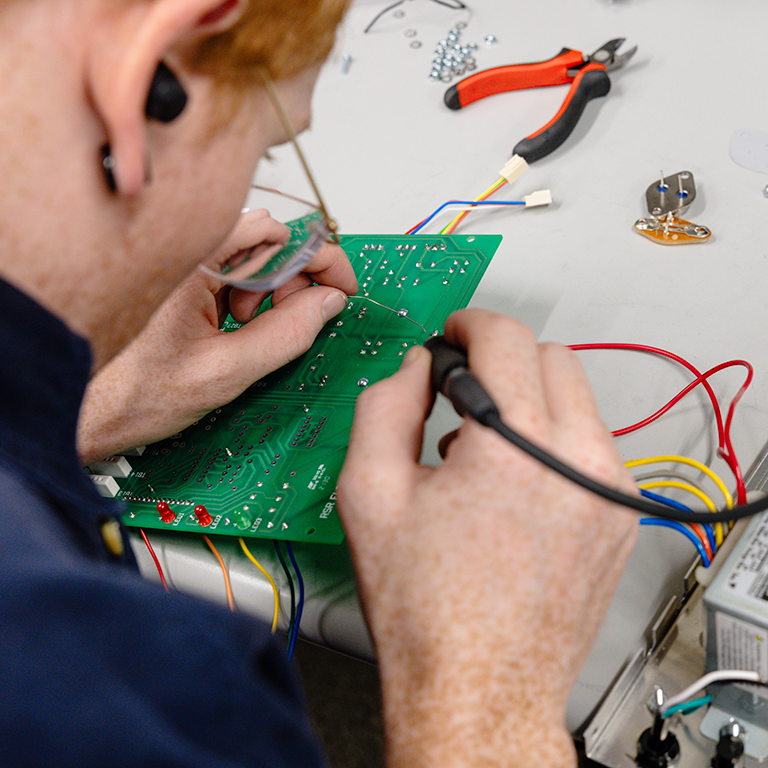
left=0, top=460, right=324, bottom=767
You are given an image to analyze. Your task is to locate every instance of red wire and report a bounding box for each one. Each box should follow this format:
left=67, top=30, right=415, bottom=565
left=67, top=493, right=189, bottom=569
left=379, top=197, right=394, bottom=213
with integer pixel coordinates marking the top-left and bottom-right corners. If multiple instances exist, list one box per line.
left=689, top=523, right=714, bottom=560
left=569, top=344, right=752, bottom=504
left=140, top=529, right=169, bottom=591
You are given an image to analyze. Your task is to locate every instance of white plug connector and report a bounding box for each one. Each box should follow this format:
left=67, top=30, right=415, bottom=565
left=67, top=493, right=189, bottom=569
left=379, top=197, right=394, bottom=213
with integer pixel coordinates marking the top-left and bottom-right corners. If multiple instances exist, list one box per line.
left=523, top=190, right=552, bottom=208
left=498, top=154, right=529, bottom=184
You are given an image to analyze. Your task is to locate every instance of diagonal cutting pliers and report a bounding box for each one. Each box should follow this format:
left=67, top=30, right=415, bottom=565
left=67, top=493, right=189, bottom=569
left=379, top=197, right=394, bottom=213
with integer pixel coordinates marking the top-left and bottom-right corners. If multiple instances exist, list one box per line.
left=444, top=39, right=637, bottom=163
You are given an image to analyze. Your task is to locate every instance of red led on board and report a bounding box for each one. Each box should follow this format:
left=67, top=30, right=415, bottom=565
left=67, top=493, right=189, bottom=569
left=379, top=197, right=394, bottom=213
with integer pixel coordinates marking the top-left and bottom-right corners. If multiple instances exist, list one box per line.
left=194, top=504, right=212, bottom=526
left=157, top=501, right=175, bottom=524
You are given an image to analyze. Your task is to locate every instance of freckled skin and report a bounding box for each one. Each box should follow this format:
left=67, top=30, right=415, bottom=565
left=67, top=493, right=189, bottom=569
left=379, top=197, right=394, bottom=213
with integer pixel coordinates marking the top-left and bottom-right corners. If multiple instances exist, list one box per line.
left=338, top=309, right=638, bottom=768
left=2, top=3, right=637, bottom=765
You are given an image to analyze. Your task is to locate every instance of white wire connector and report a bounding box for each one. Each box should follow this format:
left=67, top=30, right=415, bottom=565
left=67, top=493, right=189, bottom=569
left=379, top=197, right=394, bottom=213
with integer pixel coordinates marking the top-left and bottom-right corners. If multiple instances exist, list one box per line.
left=524, top=190, right=552, bottom=208
left=498, top=154, right=529, bottom=184
left=662, top=670, right=763, bottom=712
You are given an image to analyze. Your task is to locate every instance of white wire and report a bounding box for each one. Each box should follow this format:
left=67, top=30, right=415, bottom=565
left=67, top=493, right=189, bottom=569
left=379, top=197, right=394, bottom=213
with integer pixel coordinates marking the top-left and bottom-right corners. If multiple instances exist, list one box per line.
left=663, top=670, right=763, bottom=711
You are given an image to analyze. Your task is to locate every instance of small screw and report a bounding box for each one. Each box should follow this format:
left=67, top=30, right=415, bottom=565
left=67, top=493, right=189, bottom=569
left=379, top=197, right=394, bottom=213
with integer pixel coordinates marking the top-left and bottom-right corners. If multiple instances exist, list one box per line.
left=341, top=53, right=352, bottom=74
left=410, top=40, right=422, bottom=48
left=763, top=184, right=768, bottom=198
left=484, top=34, right=497, bottom=45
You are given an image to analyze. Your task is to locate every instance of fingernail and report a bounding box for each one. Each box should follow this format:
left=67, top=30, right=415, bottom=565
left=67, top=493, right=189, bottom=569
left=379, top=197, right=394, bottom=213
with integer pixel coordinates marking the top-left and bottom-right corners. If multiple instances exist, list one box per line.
left=322, top=291, right=348, bottom=323
left=401, top=345, right=428, bottom=368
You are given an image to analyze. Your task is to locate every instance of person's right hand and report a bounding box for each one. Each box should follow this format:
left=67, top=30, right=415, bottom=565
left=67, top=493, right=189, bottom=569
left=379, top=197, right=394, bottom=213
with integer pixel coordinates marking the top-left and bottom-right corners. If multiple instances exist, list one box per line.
left=337, top=308, right=638, bottom=768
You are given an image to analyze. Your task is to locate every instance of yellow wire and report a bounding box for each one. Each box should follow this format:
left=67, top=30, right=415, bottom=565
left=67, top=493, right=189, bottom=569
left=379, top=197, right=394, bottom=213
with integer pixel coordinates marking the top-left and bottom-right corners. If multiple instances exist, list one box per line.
left=637, top=480, right=718, bottom=511
left=625, top=455, right=734, bottom=508
left=637, top=480, right=722, bottom=548
left=439, top=177, right=507, bottom=235
left=239, top=538, right=280, bottom=634
left=626, top=455, right=733, bottom=547
left=203, top=534, right=235, bottom=611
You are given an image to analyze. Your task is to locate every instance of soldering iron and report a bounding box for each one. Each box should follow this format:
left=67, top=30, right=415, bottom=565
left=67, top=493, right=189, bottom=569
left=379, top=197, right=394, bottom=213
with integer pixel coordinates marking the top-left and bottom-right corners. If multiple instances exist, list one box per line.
left=424, top=335, right=768, bottom=525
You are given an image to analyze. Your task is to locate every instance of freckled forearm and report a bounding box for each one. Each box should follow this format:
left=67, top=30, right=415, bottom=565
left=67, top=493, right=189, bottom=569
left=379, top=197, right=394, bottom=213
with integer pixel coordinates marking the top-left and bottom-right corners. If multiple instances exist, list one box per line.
left=376, top=647, right=577, bottom=768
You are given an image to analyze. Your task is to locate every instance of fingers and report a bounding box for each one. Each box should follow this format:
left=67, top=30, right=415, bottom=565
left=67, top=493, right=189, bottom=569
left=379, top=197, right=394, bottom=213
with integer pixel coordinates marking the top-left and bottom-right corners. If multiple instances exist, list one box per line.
left=218, top=285, right=349, bottom=387
left=437, top=428, right=460, bottom=459
left=443, top=309, right=552, bottom=430
left=537, top=342, right=601, bottom=426
left=226, top=242, right=358, bottom=324
left=338, top=346, right=435, bottom=517
left=442, top=308, right=635, bottom=493
left=227, top=288, right=270, bottom=324
left=207, top=209, right=290, bottom=270
left=274, top=242, right=359, bottom=300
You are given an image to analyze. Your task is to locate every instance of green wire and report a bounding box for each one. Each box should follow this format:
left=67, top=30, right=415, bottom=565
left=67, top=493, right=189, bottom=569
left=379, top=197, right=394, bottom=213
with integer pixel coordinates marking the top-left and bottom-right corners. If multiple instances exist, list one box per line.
left=662, top=694, right=713, bottom=719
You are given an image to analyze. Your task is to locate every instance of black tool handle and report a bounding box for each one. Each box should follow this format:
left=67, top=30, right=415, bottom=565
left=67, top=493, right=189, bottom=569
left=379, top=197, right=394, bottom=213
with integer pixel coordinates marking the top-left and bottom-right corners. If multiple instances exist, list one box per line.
left=513, top=65, right=610, bottom=163
left=423, top=336, right=500, bottom=425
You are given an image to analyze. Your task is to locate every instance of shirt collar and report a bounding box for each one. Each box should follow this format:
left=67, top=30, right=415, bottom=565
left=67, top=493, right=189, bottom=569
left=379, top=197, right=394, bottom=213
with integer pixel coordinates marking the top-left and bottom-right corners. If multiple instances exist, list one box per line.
left=0, top=277, right=134, bottom=561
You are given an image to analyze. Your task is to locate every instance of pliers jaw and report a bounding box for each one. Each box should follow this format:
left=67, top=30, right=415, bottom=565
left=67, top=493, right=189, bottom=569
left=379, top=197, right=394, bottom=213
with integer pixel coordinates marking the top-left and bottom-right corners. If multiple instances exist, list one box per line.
left=580, top=38, right=638, bottom=73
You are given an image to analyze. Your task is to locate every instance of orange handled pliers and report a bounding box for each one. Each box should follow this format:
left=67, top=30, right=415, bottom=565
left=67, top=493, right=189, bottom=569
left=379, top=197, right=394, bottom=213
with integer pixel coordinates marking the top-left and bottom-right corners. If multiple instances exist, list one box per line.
left=444, top=39, right=637, bottom=163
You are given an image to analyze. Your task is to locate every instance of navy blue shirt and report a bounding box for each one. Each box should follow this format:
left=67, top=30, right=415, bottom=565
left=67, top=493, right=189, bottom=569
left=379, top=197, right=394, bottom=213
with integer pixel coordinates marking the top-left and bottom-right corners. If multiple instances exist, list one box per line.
left=0, top=278, right=325, bottom=767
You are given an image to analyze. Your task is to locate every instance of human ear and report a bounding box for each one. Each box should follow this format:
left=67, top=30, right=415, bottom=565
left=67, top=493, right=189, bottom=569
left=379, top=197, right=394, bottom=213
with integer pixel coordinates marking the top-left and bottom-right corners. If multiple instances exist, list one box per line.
left=86, top=0, right=245, bottom=196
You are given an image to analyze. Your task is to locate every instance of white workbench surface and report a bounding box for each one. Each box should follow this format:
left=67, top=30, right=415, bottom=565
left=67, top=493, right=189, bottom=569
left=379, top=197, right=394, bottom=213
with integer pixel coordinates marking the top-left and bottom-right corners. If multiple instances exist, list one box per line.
left=132, top=0, right=768, bottom=732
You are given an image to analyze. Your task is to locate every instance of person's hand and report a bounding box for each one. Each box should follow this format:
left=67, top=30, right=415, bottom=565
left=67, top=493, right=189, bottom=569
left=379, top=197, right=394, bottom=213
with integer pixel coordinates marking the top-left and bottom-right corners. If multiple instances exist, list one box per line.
left=337, top=308, right=638, bottom=768
left=77, top=209, right=357, bottom=465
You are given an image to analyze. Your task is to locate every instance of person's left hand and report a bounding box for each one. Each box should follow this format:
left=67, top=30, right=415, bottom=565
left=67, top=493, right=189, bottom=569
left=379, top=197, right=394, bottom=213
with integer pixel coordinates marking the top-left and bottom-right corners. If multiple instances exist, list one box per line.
left=77, top=209, right=357, bottom=465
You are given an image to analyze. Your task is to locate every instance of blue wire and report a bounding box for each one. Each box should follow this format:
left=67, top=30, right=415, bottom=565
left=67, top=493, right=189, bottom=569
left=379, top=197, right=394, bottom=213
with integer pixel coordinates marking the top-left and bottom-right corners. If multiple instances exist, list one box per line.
left=273, top=540, right=295, bottom=645
left=640, top=518, right=711, bottom=567
left=640, top=489, right=717, bottom=556
left=410, top=199, right=525, bottom=235
left=285, top=542, right=304, bottom=661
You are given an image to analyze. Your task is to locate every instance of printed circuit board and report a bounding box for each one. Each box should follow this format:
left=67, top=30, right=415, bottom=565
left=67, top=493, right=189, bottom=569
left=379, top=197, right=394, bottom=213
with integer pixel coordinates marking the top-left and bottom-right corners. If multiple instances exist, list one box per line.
left=113, top=228, right=501, bottom=543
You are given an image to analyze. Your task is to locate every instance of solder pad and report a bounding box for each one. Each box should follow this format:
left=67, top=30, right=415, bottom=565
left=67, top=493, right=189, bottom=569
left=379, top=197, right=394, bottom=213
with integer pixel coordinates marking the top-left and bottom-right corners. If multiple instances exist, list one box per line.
left=117, top=229, right=502, bottom=543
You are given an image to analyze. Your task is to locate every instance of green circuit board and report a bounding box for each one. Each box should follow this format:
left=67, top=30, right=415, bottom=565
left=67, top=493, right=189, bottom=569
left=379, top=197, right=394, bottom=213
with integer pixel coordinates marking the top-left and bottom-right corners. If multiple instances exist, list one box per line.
left=115, top=228, right=502, bottom=544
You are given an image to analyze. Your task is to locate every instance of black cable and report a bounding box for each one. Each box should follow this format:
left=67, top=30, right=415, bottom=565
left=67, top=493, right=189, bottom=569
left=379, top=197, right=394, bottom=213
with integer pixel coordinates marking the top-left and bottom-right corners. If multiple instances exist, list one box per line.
left=424, top=335, right=768, bottom=526
left=363, top=0, right=406, bottom=33
left=482, top=412, right=768, bottom=524
left=274, top=540, right=296, bottom=644
left=364, top=0, right=468, bottom=34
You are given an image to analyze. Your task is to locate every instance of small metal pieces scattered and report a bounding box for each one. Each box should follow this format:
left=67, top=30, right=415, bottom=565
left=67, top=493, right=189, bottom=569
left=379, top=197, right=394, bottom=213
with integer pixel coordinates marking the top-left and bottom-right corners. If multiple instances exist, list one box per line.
left=634, top=170, right=711, bottom=245
left=429, top=26, right=478, bottom=83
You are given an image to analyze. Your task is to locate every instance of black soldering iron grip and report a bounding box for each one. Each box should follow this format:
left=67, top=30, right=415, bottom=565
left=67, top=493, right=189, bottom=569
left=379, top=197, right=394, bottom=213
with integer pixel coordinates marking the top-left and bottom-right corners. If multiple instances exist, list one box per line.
left=423, top=336, right=500, bottom=425
left=513, top=66, right=610, bottom=163
left=424, top=335, right=468, bottom=395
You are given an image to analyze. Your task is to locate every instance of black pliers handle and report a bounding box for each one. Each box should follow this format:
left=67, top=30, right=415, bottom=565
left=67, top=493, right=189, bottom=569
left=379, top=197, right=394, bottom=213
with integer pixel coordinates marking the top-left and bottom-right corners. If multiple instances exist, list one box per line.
left=444, top=39, right=636, bottom=163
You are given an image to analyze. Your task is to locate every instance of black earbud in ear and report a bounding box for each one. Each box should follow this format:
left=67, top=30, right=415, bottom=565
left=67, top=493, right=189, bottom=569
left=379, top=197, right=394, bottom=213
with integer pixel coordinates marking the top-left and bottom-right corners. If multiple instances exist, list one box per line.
left=145, top=62, right=187, bottom=123
left=100, top=62, right=186, bottom=192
